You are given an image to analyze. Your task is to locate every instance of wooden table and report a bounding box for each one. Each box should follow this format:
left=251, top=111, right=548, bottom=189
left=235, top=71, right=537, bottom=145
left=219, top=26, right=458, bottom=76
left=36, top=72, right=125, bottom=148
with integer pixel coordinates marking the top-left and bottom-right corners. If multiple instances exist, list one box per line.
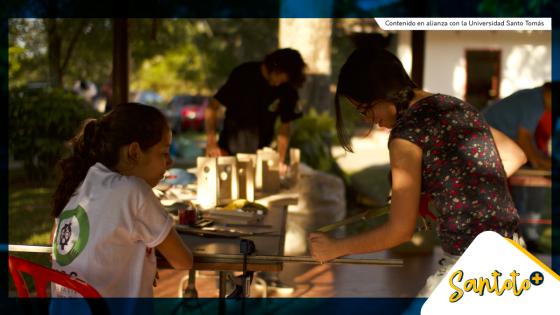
left=180, top=203, right=287, bottom=271
left=158, top=196, right=292, bottom=297
left=509, top=175, right=551, bottom=188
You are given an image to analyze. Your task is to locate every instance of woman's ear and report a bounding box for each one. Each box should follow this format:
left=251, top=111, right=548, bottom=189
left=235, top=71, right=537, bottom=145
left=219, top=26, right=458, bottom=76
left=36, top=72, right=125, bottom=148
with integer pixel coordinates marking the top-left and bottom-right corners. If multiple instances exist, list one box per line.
left=127, top=142, right=142, bottom=164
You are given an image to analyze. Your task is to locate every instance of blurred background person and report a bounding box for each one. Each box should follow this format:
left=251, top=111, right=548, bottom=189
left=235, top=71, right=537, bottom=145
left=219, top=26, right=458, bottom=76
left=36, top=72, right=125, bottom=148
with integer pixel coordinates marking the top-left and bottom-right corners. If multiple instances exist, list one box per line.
left=482, top=82, right=553, bottom=252
left=204, top=48, right=306, bottom=175
left=482, top=82, right=552, bottom=170
left=101, top=78, right=113, bottom=113
left=73, top=79, right=98, bottom=105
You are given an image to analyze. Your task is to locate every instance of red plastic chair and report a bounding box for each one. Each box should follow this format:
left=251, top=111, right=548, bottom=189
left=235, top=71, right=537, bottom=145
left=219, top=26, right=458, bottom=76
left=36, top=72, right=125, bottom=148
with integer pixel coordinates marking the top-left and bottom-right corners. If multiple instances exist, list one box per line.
left=8, top=255, right=102, bottom=298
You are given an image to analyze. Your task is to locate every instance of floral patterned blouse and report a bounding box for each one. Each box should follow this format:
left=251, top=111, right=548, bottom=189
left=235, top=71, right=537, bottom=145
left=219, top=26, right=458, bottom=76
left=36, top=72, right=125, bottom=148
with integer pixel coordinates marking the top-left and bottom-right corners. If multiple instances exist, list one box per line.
left=389, top=94, right=519, bottom=255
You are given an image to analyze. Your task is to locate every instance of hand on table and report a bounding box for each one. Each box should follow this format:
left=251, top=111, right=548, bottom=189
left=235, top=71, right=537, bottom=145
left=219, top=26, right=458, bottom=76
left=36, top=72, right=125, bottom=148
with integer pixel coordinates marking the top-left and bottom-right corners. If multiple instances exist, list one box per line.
left=206, top=142, right=224, bottom=157
left=279, top=162, right=289, bottom=178
left=153, top=270, right=159, bottom=287
left=308, top=232, right=343, bottom=264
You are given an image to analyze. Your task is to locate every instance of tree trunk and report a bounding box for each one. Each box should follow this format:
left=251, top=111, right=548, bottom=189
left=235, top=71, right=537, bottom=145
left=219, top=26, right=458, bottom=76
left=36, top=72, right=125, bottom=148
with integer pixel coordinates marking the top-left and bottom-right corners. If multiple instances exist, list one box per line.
left=44, top=19, right=87, bottom=88
left=60, top=19, right=88, bottom=78
left=112, top=18, right=129, bottom=106
left=45, top=19, right=62, bottom=88
left=411, top=30, right=426, bottom=88
left=278, top=15, right=333, bottom=114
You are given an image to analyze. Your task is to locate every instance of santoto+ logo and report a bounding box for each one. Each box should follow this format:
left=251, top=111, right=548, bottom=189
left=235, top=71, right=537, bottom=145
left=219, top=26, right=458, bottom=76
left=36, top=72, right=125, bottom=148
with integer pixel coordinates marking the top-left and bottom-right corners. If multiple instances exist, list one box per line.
left=448, top=269, right=544, bottom=302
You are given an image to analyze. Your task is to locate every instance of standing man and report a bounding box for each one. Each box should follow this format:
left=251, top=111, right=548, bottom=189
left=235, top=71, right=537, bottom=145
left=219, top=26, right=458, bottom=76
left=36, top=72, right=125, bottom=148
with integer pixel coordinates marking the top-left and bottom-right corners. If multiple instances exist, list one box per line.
left=205, top=48, right=306, bottom=174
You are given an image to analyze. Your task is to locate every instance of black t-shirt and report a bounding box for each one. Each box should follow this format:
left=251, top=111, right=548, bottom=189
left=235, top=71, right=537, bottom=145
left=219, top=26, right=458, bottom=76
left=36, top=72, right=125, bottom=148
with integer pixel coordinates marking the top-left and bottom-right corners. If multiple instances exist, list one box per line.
left=214, top=62, right=302, bottom=154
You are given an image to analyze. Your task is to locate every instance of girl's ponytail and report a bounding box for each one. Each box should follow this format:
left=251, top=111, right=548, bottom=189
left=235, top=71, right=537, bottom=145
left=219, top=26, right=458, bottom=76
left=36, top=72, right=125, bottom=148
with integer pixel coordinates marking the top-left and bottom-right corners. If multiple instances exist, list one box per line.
left=52, top=119, right=99, bottom=217
left=80, top=119, right=98, bottom=158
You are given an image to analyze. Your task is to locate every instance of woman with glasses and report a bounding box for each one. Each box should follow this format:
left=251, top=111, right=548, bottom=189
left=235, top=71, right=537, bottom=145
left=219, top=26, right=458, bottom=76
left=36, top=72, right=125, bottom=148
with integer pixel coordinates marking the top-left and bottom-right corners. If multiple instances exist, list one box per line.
left=308, top=47, right=527, bottom=296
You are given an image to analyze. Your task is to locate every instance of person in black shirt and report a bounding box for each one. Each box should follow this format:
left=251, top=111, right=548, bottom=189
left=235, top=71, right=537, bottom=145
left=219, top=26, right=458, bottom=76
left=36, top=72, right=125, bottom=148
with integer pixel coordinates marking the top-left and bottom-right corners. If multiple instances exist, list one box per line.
left=205, top=48, right=306, bottom=175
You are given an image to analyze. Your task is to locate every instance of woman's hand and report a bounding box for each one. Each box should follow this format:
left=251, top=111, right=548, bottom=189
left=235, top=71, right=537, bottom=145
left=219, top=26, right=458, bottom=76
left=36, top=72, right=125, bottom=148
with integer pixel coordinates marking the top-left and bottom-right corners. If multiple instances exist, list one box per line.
left=278, top=161, right=289, bottom=178
left=205, top=141, right=223, bottom=157
left=153, top=270, right=159, bottom=287
left=308, top=232, right=343, bottom=263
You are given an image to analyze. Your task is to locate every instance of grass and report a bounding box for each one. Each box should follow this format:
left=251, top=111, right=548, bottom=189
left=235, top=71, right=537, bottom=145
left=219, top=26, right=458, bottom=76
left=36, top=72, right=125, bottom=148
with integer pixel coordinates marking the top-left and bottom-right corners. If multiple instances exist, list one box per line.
left=9, top=187, right=54, bottom=245
left=8, top=168, right=56, bottom=294
left=9, top=168, right=55, bottom=247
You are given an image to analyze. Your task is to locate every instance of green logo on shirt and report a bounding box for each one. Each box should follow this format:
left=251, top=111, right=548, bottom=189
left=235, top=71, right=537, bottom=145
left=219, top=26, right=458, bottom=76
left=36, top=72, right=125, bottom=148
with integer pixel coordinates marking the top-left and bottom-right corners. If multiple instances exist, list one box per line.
left=53, top=205, right=90, bottom=266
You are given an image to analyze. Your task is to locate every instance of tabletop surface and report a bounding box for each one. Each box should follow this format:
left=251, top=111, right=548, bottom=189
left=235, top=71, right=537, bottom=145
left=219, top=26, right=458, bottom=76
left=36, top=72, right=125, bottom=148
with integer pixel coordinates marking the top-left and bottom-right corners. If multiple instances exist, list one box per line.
left=159, top=197, right=289, bottom=272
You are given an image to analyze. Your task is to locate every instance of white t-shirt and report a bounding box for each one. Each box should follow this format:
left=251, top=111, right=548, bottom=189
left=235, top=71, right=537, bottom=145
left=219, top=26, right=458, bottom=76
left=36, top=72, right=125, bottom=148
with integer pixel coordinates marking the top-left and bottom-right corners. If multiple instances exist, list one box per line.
left=51, top=162, right=173, bottom=297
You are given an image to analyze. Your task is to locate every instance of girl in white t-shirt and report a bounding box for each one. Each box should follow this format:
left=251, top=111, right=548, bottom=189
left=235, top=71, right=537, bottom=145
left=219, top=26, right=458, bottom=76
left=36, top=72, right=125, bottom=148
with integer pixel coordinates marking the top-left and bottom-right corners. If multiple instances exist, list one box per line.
left=50, top=102, right=193, bottom=298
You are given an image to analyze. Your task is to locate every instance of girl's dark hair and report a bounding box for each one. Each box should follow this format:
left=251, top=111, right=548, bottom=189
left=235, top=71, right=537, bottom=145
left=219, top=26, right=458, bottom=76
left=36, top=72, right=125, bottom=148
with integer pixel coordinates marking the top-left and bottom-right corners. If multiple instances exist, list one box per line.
left=335, top=48, right=418, bottom=152
left=263, top=48, right=307, bottom=88
left=52, top=102, right=168, bottom=217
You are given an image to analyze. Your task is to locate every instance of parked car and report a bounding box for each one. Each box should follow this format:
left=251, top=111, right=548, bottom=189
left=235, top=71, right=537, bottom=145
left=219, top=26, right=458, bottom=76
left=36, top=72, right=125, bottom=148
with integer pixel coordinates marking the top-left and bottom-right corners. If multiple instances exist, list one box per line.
left=133, top=90, right=165, bottom=107
left=130, top=90, right=182, bottom=132
left=167, top=95, right=209, bottom=132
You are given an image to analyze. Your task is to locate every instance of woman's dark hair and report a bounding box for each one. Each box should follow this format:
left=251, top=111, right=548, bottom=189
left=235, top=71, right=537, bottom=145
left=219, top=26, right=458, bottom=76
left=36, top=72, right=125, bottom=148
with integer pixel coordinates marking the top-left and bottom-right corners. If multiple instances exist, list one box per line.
left=335, top=48, right=418, bottom=152
left=263, top=48, right=307, bottom=88
left=52, top=102, right=168, bottom=217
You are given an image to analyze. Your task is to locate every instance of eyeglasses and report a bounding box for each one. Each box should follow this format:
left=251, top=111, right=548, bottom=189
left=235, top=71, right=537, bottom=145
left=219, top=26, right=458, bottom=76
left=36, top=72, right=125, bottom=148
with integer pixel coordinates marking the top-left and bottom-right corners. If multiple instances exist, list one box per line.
left=355, top=100, right=383, bottom=117
left=356, top=104, right=370, bottom=117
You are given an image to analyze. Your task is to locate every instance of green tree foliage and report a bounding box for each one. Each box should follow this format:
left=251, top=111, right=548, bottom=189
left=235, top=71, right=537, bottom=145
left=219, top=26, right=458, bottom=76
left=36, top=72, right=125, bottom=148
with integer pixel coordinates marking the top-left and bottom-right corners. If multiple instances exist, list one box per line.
left=9, top=87, right=99, bottom=182
left=129, top=19, right=278, bottom=99
left=9, top=19, right=49, bottom=88
left=129, top=19, right=213, bottom=99
left=10, top=18, right=279, bottom=100
left=8, top=45, right=25, bottom=87
left=58, top=19, right=113, bottom=85
left=289, top=109, right=338, bottom=173
left=289, top=108, right=354, bottom=189
left=9, top=19, right=113, bottom=88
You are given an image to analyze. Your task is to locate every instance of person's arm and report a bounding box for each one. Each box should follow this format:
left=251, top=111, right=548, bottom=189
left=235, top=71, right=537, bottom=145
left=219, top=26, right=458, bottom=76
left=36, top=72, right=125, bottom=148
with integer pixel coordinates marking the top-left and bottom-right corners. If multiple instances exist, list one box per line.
left=156, top=228, right=193, bottom=270
left=309, top=138, right=421, bottom=262
left=205, top=97, right=223, bottom=157
left=49, top=222, right=57, bottom=262
left=50, top=223, right=56, bottom=243
left=517, top=127, right=550, bottom=170
left=490, top=127, right=528, bottom=177
left=277, top=122, right=290, bottom=176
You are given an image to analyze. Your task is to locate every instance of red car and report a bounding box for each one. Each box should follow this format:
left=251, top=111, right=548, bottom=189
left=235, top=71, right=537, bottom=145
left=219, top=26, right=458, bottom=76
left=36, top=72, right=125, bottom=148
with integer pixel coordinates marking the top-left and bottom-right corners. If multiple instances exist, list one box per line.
left=167, top=95, right=208, bottom=132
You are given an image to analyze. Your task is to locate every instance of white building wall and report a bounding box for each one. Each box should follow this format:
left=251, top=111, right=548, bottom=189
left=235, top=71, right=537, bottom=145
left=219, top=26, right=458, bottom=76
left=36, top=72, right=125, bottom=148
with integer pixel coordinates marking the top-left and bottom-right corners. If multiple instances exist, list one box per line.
left=396, top=30, right=413, bottom=76
left=422, top=31, right=551, bottom=99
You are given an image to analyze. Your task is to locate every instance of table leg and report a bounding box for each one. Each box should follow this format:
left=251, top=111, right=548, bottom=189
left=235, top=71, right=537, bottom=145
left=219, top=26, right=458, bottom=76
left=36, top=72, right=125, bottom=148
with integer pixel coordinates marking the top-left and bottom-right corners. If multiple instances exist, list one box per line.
left=218, top=271, right=227, bottom=298
left=218, top=271, right=227, bottom=315
left=183, top=269, right=198, bottom=298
